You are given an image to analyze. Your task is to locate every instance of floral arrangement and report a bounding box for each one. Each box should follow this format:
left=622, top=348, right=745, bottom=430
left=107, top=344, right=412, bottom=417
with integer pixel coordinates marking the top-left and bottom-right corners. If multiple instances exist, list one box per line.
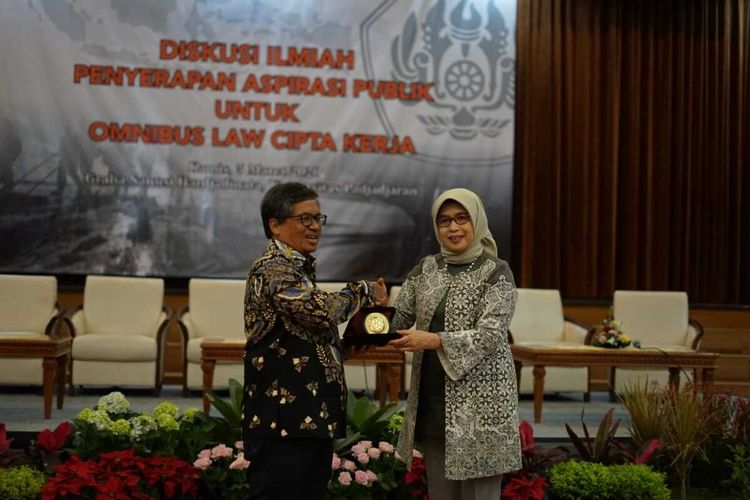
left=193, top=442, right=250, bottom=500
left=328, top=439, right=427, bottom=499
left=72, top=392, right=204, bottom=460
left=41, top=448, right=199, bottom=499
left=593, top=313, right=631, bottom=348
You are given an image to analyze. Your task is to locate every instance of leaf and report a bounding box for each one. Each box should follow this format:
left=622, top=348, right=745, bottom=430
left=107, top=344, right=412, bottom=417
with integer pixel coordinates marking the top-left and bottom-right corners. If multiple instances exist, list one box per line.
left=228, top=378, right=243, bottom=414
left=206, top=391, right=241, bottom=427
left=636, top=438, right=663, bottom=464
left=350, top=396, right=374, bottom=430
left=565, top=423, right=592, bottom=460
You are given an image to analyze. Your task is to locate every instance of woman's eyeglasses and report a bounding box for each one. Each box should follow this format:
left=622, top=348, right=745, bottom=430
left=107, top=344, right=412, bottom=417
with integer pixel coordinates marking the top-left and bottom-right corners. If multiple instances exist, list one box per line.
left=287, top=214, right=328, bottom=227
left=436, top=213, right=471, bottom=227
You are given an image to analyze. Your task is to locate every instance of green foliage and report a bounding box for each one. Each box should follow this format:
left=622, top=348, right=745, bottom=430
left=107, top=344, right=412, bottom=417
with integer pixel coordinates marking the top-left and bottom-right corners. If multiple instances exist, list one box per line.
left=608, top=464, right=670, bottom=500
left=205, top=377, right=244, bottom=444
left=724, top=444, right=750, bottom=499
left=548, top=461, right=669, bottom=500
left=334, top=391, right=402, bottom=453
left=0, top=465, right=47, bottom=500
left=620, top=380, right=668, bottom=449
left=549, top=461, right=614, bottom=499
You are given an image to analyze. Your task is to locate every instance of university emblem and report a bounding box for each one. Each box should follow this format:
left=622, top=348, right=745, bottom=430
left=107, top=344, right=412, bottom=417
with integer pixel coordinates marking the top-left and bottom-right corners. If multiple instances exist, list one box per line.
left=362, top=0, right=516, bottom=166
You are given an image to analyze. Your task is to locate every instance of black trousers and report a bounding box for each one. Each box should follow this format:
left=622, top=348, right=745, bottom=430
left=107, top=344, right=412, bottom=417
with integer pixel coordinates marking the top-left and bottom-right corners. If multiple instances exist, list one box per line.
left=244, top=436, right=333, bottom=500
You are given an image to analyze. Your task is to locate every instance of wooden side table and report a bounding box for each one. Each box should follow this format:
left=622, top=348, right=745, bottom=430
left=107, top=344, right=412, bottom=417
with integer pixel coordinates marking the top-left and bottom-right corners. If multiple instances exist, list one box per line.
left=346, top=346, right=404, bottom=406
left=512, top=344, right=719, bottom=422
left=0, top=335, right=71, bottom=418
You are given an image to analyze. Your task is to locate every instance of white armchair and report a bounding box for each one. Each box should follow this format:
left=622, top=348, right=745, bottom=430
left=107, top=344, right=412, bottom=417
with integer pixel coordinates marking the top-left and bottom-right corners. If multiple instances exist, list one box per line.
left=0, top=274, right=62, bottom=385
left=509, top=288, right=594, bottom=399
left=67, top=276, right=170, bottom=392
left=317, top=282, right=377, bottom=394
left=177, top=278, right=246, bottom=391
left=610, top=290, right=703, bottom=394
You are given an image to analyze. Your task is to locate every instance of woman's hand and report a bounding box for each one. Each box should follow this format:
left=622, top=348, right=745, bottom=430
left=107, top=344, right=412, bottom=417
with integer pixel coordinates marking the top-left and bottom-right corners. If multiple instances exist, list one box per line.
left=388, top=329, right=441, bottom=351
left=373, top=277, right=388, bottom=306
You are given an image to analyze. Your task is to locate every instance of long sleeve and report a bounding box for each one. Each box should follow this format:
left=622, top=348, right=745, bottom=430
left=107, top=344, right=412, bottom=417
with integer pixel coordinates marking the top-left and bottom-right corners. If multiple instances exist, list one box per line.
left=265, top=259, right=374, bottom=332
left=437, top=266, right=516, bottom=381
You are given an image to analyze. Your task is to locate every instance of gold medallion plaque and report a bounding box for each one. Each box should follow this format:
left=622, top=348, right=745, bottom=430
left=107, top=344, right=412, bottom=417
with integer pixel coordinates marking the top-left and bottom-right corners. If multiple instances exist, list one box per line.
left=364, top=312, right=389, bottom=334
left=342, top=306, right=399, bottom=346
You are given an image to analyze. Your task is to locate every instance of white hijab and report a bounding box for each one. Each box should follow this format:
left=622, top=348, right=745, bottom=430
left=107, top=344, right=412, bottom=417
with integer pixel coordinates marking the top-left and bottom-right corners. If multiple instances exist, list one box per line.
left=431, top=188, right=498, bottom=265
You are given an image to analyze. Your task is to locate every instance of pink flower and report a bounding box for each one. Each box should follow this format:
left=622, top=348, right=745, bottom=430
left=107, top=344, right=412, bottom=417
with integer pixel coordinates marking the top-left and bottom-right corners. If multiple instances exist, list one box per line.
left=354, top=470, right=369, bottom=485
left=211, top=444, right=233, bottom=459
left=197, top=449, right=211, bottom=460
left=193, top=457, right=211, bottom=470
left=342, top=459, right=356, bottom=471
left=366, top=470, right=378, bottom=482
left=352, top=444, right=368, bottom=455
left=367, top=447, right=381, bottom=459
left=229, top=452, right=250, bottom=470
left=234, top=440, right=244, bottom=450
left=412, top=449, right=423, bottom=458
left=360, top=440, right=373, bottom=448
left=378, top=441, right=395, bottom=453
left=331, top=454, right=341, bottom=469
left=357, top=453, right=370, bottom=464
left=338, top=471, right=352, bottom=486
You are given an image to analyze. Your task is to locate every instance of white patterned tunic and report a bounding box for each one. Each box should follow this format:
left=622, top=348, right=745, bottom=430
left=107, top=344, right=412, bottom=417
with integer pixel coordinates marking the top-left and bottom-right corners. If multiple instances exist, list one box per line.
left=393, top=252, right=521, bottom=480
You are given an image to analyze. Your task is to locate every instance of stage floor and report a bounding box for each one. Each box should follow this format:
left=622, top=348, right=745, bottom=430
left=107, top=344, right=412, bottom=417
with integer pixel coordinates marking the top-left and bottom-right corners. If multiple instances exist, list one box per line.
left=0, top=386, right=630, bottom=439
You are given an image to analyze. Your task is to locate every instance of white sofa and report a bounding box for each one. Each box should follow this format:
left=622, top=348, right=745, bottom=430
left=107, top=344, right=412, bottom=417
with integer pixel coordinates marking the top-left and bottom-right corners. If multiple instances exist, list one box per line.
left=68, top=276, right=169, bottom=392
left=177, top=278, right=246, bottom=391
left=509, top=288, right=593, bottom=398
left=610, top=290, right=703, bottom=394
left=0, top=274, right=61, bottom=385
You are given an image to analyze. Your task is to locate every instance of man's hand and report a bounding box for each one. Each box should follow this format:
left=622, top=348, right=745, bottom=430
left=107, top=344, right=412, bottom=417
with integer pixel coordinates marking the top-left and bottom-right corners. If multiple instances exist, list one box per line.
left=373, top=277, right=388, bottom=306
left=388, top=329, right=441, bottom=351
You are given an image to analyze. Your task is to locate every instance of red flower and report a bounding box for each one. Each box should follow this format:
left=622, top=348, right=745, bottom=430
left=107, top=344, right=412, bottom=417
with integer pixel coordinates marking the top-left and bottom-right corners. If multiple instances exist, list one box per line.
left=36, top=421, right=72, bottom=454
left=404, top=455, right=426, bottom=485
left=519, top=420, right=535, bottom=453
left=0, top=423, right=12, bottom=454
left=41, top=449, right=199, bottom=499
left=502, top=475, right=547, bottom=500
left=404, top=455, right=428, bottom=499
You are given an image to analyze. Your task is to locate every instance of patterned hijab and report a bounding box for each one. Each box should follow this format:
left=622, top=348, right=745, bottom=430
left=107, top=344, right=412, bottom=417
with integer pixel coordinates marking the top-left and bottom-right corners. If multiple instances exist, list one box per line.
left=431, top=188, right=498, bottom=264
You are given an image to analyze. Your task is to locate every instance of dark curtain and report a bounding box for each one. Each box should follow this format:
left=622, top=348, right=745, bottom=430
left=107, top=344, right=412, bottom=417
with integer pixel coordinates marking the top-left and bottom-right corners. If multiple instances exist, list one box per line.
left=514, top=0, right=750, bottom=304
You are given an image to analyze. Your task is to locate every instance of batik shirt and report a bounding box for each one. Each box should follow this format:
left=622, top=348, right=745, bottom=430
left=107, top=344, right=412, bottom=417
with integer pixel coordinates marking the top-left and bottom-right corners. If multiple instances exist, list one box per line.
left=242, top=239, right=375, bottom=439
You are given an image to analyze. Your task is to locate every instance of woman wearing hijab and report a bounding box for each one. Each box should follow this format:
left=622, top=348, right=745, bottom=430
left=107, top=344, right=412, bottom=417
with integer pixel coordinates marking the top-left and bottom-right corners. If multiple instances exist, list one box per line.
left=389, top=188, right=521, bottom=500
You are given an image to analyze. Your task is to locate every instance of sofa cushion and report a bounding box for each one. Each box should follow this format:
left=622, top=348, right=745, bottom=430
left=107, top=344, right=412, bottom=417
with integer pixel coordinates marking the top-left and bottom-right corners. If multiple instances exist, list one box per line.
left=189, top=279, right=245, bottom=340
left=73, top=334, right=156, bottom=361
left=83, top=276, right=163, bottom=336
left=0, top=275, right=57, bottom=333
left=510, top=289, right=565, bottom=343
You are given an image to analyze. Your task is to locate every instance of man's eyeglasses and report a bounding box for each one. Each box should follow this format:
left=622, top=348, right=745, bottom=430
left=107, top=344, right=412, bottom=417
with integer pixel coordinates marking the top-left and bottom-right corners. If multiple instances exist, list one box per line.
left=287, top=214, right=328, bottom=227
left=436, top=213, right=471, bottom=228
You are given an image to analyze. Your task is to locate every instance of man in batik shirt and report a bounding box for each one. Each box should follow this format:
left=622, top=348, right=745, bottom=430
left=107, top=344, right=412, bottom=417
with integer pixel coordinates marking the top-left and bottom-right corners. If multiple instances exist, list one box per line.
left=243, top=182, right=387, bottom=500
